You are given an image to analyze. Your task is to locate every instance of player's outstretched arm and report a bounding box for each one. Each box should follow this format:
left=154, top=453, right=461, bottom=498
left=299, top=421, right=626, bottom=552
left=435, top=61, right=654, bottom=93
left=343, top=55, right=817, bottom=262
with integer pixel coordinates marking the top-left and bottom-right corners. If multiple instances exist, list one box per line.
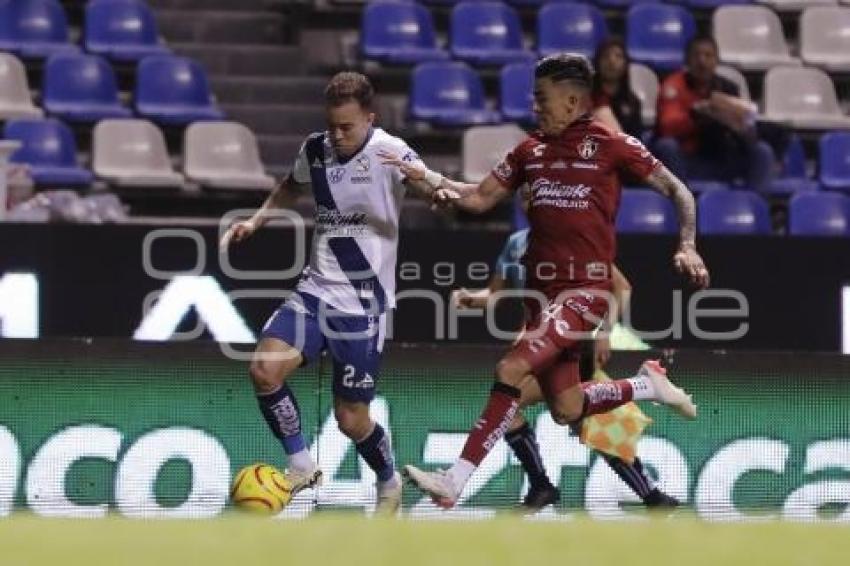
left=219, top=175, right=301, bottom=250
left=379, top=151, right=510, bottom=213
left=645, top=165, right=711, bottom=289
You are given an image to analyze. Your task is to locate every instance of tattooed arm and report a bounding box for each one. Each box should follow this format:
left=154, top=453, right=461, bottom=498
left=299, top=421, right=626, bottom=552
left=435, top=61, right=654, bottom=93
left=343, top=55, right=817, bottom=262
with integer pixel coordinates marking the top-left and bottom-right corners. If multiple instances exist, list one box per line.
left=645, top=165, right=710, bottom=289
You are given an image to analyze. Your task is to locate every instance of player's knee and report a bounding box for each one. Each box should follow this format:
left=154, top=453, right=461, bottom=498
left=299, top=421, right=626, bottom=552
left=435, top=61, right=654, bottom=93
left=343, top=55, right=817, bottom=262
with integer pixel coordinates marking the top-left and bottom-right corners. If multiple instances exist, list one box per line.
left=249, top=361, right=286, bottom=394
left=550, top=402, right=583, bottom=426
left=334, top=404, right=371, bottom=440
left=495, top=358, right=528, bottom=387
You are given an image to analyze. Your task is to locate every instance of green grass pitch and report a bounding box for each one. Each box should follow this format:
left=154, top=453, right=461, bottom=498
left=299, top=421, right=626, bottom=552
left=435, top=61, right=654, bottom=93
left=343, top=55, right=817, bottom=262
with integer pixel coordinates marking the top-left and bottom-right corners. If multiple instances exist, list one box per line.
left=1, top=514, right=847, bottom=566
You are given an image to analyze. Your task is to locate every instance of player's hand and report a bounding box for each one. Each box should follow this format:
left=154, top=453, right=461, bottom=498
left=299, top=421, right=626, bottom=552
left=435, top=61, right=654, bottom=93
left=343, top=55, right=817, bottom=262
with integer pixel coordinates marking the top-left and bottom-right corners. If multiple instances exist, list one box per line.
left=595, top=335, right=612, bottom=368
left=674, top=244, right=710, bottom=289
left=451, top=288, right=477, bottom=310
left=220, top=219, right=258, bottom=251
left=432, top=187, right=462, bottom=208
left=377, top=150, right=427, bottom=181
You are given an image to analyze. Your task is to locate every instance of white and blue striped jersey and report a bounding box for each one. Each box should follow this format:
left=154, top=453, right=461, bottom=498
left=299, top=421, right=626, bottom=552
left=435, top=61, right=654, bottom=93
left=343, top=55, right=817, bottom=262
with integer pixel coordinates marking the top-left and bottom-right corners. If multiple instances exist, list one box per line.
left=290, top=127, right=421, bottom=315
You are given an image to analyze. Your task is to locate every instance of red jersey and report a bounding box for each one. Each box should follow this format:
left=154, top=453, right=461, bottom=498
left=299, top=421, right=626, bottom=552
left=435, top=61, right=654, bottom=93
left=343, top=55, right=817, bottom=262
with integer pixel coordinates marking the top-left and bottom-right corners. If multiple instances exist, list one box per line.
left=492, top=114, right=659, bottom=298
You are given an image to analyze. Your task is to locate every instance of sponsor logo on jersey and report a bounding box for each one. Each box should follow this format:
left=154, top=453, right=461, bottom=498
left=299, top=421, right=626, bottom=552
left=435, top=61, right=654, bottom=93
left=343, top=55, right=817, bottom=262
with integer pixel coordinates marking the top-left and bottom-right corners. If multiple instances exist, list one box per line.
left=329, top=168, right=345, bottom=184
left=577, top=136, right=599, bottom=160
left=315, top=206, right=367, bottom=232
left=350, top=176, right=373, bottom=184
left=572, top=162, right=599, bottom=170
left=530, top=178, right=593, bottom=210
left=551, top=160, right=567, bottom=169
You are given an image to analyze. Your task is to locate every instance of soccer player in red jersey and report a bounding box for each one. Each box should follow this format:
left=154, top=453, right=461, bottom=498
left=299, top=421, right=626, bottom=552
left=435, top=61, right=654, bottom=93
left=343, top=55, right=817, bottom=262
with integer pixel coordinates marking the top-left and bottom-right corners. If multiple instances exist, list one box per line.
left=381, top=53, right=709, bottom=508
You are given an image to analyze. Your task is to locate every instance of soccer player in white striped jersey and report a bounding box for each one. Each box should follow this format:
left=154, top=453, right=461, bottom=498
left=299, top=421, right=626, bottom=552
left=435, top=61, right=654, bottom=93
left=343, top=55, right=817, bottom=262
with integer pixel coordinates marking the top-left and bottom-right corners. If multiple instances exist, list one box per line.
left=220, top=72, right=428, bottom=515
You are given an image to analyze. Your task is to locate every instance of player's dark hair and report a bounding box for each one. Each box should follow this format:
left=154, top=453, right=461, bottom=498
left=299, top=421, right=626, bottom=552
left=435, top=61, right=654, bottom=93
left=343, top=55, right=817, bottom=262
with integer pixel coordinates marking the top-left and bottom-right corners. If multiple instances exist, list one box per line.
left=534, top=53, right=594, bottom=90
left=686, top=34, right=719, bottom=60
left=325, top=72, right=374, bottom=110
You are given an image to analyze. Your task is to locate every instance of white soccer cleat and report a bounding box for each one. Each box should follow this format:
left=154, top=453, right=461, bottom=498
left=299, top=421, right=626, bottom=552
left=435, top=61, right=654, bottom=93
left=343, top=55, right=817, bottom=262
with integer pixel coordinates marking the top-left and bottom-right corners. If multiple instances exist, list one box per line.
left=375, top=472, right=403, bottom=516
left=640, top=360, right=697, bottom=420
left=403, top=465, right=459, bottom=509
left=284, top=466, right=323, bottom=497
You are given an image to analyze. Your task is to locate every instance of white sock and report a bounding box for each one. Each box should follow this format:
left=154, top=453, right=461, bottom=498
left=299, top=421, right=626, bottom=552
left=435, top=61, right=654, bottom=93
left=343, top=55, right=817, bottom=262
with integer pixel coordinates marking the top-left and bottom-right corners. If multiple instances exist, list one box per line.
left=447, top=459, right=476, bottom=495
left=627, top=375, right=656, bottom=401
left=287, top=449, right=315, bottom=473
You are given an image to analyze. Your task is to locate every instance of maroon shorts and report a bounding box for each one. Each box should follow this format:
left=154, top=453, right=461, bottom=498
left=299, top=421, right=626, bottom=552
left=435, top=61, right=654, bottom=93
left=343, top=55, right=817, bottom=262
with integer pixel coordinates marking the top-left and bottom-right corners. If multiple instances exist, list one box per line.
left=510, top=287, right=610, bottom=396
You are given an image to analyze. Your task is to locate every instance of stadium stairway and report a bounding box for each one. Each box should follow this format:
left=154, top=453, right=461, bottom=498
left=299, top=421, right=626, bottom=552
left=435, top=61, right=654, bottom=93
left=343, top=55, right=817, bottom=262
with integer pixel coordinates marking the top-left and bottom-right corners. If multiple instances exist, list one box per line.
left=147, top=0, right=327, bottom=177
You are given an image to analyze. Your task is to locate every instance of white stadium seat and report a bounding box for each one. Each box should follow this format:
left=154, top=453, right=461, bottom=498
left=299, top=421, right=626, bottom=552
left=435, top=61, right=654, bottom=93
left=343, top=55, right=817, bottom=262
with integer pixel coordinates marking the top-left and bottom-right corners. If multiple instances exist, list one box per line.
left=758, top=0, right=835, bottom=12
left=763, top=66, right=850, bottom=129
left=800, top=7, right=850, bottom=72
left=715, top=64, right=751, bottom=102
left=462, top=124, right=528, bottom=183
left=184, top=121, right=275, bottom=191
left=0, top=53, right=44, bottom=120
left=713, top=6, right=799, bottom=71
left=629, top=63, right=658, bottom=128
left=93, top=119, right=185, bottom=188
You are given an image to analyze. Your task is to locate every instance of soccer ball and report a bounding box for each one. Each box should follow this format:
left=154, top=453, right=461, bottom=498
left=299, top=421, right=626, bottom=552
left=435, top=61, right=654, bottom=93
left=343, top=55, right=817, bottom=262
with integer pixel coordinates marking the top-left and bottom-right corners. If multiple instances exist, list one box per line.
left=230, top=463, right=294, bottom=515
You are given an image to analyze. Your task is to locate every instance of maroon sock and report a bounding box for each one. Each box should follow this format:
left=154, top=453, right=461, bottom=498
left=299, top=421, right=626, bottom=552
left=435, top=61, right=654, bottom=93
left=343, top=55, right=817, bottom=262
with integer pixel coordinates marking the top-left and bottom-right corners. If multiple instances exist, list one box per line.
left=460, top=382, right=521, bottom=466
left=581, top=380, right=635, bottom=417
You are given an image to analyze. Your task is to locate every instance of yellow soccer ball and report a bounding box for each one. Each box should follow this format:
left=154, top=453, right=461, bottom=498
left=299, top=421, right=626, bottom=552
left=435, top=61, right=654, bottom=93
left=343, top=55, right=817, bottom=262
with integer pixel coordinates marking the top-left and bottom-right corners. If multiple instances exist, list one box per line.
left=230, top=463, right=294, bottom=515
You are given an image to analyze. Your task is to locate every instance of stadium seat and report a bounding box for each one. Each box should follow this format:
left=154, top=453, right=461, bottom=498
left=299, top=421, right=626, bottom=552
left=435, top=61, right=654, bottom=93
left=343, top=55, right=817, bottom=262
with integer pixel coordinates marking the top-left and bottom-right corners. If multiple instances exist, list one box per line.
left=500, top=62, right=535, bottom=123
left=819, top=132, right=850, bottom=192
left=594, top=0, right=659, bottom=8
left=768, top=134, right=819, bottom=194
left=42, top=53, right=132, bottom=123
left=409, top=61, right=501, bottom=126
left=763, top=66, right=850, bottom=130
left=462, top=124, right=527, bottom=183
left=677, top=0, right=751, bottom=7
left=713, top=6, right=799, bottom=71
left=92, top=119, right=184, bottom=188
left=800, top=7, right=850, bottom=72
left=616, top=189, right=678, bottom=234
left=537, top=3, right=608, bottom=59
left=0, top=0, right=79, bottom=59
left=450, top=1, right=533, bottom=65
left=361, top=1, right=448, bottom=64
left=697, top=190, right=771, bottom=235
left=184, top=121, right=275, bottom=191
left=758, top=0, right=836, bottom=13
left=85, top=0, right=171, bottom=62
left=134, top=55, right=224, bottom=125
left=628, top=63, right=658, bottom=127
left=0, top=52, right=44, bottom=119
left=3, top=118, right=93, bottom=186
left=788, top=191, right=850, bottom=236
left=715, top=64, right=751, bottom=101
left=626, top=4, right=695, bottom=71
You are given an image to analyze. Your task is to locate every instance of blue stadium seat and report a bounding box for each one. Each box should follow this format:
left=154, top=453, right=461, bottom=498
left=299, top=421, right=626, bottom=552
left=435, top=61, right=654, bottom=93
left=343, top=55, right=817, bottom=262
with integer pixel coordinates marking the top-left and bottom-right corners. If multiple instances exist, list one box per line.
left=361, top=1, right=448, bottom=65
left=134, top=55, right=224, bottom=125
left=450, top=1, right=533, bottom=65
left=85, top=0, right=171, bottom=62
left=788, top=191, right=850, bottom=236
left=500, top=62, right=535, bottom=123
left=698, top=190, right=770, bottom=235
left=616, top=189, right=678, bottom=234
left=594, top=0, right=659, bottom=8
left=537, top=3, right=608, bottom=59
left=0, top=0, right=79, bottom=59
left=4, top=118, right=93, bottom=186
left=768, top=134, right=818, bottom=194
left=819, top=132, right=850, bottom=193
left=626, top=4, right=695, bottom=71
left=410, top=61, right=501, bottom=126
left=43, top=53, right=132, bottom=123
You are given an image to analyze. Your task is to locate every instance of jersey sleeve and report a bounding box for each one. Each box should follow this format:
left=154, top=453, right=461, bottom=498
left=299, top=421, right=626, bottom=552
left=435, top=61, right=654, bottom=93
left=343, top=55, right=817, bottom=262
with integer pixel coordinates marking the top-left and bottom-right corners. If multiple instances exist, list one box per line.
left=290, top=138, right=312, bottom=185
left=491, top=143, right=526, bottom=192
left=612, top=133, right=660, bottom=180
left=387, top=138, right=423, bottom=187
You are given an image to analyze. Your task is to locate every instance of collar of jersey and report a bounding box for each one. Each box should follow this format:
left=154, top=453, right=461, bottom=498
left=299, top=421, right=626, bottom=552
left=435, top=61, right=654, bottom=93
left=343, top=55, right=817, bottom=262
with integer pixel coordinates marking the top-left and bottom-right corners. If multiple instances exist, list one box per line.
left=332, top=127, right=375, bottom=165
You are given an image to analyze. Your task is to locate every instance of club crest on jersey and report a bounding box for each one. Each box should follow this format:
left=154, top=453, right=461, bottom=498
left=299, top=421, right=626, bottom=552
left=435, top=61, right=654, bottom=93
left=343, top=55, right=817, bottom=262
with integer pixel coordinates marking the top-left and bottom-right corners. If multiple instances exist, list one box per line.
left=356, top=154, right=371, bottom=173
left=329, top=168, right=345, bottom=184
left=577, top=136, right=598, bottom=160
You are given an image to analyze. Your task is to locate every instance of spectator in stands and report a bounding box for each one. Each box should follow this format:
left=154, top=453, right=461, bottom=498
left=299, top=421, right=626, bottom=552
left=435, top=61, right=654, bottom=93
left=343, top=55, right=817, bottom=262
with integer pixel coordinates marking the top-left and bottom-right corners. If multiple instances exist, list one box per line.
left=654, top=35, right=774, bottom=191
left=591, top=37, right=643, bottom=139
